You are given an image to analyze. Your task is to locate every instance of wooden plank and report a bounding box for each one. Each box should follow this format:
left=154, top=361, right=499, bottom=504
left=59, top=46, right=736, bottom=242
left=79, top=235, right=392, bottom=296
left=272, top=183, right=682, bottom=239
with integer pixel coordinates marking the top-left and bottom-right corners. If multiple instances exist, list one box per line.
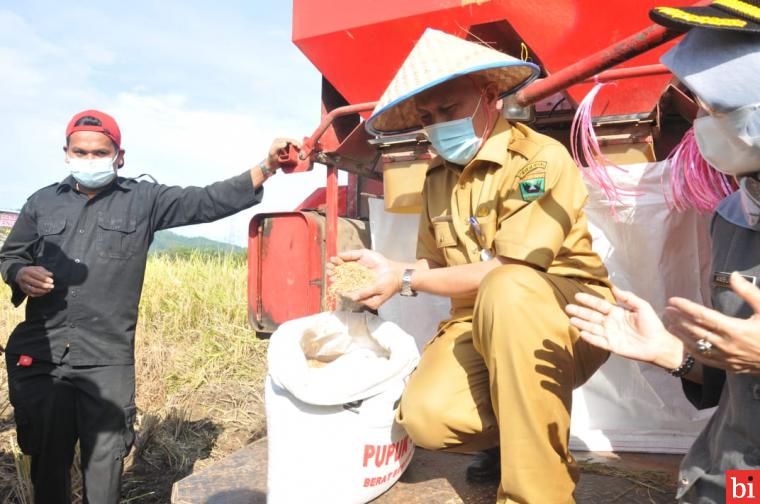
left=171, top=438, right=681, bottom=504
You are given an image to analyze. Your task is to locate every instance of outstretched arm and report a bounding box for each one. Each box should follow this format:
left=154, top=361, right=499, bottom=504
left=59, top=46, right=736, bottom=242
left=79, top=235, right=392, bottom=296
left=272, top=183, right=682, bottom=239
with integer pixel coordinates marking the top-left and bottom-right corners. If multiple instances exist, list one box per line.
left=327, top=249, right=529, bottom=310
left=150, top=138, right=301, bottom=231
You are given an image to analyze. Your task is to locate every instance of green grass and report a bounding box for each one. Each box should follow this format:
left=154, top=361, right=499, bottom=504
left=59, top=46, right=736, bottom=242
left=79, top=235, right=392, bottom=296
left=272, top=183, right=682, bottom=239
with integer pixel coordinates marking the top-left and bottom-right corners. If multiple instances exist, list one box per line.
left=0, top=251, right=268, bottom=503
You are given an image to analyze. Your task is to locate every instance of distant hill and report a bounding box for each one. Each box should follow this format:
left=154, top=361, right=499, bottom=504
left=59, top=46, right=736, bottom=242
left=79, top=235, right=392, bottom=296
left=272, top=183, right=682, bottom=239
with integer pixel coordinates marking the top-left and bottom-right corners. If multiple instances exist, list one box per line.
left=150, top=230, right=244, bottom=255
left=0, top=227, right=241, bottom=255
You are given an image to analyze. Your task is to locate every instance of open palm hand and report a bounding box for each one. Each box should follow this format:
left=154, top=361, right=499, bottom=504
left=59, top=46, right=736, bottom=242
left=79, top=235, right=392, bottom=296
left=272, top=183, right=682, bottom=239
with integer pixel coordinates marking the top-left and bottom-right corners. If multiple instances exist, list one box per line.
left=566, top=287, right=684, bottom=369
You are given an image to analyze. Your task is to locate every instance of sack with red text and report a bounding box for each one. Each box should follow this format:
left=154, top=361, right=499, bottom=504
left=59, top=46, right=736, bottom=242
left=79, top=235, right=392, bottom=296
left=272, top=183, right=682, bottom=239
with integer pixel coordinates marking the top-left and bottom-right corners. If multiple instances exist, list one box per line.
left=266, top=311, right=420, bottom=503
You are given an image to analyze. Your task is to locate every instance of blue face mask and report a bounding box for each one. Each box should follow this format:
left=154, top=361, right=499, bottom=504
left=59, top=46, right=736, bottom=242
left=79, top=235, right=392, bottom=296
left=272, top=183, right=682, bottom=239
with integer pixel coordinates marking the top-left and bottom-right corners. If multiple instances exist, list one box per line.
left=68, top=153, right=118, bottom=189
left=423, top=95, right=485, bottom=166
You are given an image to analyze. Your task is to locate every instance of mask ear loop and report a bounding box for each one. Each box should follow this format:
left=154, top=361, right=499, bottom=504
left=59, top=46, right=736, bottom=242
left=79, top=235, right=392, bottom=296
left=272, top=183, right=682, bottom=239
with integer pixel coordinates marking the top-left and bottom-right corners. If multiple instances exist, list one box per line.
left=465, top=75, right=496, bottom=145
left=479, top=88, right=496, bottom=141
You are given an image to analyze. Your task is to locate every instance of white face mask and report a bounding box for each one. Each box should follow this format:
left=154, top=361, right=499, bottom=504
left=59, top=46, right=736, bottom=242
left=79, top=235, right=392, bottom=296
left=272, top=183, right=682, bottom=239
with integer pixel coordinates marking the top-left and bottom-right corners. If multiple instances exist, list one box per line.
left=693, top=102, right=760, bottom=177
left=423, top=94, right=486, bottom=166
left=67, top=152, right=118, bottom=189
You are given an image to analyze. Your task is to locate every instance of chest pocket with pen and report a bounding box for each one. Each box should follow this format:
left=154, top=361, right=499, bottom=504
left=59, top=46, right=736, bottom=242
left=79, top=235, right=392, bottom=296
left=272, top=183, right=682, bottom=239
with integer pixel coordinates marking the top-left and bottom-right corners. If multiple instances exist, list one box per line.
left=432, top=216, right=458, bottom=248
left=471, top=205, right=497, bottom=249
left=97, top=215, right=138, bottom=260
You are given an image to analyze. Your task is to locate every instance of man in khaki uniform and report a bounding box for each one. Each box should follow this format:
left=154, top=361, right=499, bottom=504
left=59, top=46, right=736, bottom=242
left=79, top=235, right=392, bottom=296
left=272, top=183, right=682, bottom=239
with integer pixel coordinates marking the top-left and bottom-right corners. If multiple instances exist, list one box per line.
left=330, top=29, right=612, bottom=503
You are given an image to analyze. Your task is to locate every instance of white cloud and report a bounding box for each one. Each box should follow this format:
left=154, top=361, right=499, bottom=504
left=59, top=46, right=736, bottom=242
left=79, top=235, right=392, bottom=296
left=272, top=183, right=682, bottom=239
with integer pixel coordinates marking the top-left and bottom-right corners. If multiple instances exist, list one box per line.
left=109, top=91, right=330, bottom=245
left=0, top=2, right=327, bottom=246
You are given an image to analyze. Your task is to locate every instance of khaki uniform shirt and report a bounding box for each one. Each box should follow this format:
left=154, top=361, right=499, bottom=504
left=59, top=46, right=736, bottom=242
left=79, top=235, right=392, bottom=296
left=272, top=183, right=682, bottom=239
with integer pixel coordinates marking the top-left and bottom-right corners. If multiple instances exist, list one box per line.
left=416, top=117, right=610, bottom=313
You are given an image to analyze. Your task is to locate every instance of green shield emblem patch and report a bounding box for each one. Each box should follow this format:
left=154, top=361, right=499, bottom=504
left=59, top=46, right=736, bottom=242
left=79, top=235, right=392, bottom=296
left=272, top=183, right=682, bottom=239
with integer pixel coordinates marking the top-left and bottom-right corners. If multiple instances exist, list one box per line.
left=519, top=177, right=545, bottom=201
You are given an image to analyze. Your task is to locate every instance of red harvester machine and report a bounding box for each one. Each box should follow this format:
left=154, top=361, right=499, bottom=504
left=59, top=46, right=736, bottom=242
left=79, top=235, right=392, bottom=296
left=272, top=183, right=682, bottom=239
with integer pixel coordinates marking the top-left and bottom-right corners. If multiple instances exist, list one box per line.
left=248, top=0, right=708, bottom=334
left=171, top=1, right=716, bottom=501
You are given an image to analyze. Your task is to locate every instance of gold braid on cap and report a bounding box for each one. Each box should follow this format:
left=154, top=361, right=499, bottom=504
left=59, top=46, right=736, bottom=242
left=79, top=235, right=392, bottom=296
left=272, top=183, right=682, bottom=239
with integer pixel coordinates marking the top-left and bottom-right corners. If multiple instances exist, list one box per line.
left=655, top=6, right=748, bottom=26
left=714, top=0, right=760, bottom=21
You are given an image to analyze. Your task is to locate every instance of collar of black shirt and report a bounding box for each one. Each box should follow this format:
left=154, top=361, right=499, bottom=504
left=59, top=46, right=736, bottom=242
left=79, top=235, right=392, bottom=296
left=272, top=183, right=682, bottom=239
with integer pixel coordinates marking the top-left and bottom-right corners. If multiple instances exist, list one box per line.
left=56, top=175, right=133, bottom=195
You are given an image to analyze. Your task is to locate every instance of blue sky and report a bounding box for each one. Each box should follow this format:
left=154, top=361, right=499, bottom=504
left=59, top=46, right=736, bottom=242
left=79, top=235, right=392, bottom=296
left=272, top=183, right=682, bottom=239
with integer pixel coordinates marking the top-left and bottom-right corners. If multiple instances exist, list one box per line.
left=0, top=1, right=328, bottom=245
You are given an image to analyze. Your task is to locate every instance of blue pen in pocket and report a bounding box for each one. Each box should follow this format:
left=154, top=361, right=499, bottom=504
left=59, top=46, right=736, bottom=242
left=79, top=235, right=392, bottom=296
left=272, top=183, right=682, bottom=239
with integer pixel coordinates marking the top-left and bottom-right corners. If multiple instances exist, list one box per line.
left=469, top=216, right=494, bottom=261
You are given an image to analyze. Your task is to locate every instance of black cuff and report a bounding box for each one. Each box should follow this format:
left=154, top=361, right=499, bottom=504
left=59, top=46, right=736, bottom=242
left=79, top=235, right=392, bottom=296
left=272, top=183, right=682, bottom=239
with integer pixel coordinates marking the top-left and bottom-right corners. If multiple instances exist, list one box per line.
left=6, top=263, right=27, bottom=307
left=682, top=365, right=726, bottom=410
left=241, top=169, right=264, bottom=205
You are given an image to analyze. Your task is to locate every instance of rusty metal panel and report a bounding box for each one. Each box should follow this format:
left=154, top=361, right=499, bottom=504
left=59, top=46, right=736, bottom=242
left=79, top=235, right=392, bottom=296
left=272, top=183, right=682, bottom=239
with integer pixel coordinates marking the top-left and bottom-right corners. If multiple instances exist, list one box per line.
left=248, top=212, right=322, bottom=333
left=247, top=211, right=371, bottom=334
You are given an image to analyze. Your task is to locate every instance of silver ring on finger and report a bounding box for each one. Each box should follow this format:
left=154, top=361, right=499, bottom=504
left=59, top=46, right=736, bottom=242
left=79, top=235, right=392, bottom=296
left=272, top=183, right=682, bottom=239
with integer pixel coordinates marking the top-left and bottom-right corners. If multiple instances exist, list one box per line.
left=696, top=338, right=713, bottom=357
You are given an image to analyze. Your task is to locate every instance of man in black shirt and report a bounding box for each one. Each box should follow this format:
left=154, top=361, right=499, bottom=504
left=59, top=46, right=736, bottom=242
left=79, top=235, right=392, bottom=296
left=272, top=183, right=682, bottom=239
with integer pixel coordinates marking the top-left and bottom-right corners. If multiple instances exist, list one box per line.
left=0, top=109, right=292, bottom=503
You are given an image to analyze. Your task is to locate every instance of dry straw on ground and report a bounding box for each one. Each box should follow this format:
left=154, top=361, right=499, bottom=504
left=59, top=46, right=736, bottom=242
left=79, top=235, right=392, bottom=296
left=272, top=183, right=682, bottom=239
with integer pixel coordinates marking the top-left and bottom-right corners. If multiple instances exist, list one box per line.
left=0, top=251, right=268, bottom=503
left=578, top=460, right=675, bottom=495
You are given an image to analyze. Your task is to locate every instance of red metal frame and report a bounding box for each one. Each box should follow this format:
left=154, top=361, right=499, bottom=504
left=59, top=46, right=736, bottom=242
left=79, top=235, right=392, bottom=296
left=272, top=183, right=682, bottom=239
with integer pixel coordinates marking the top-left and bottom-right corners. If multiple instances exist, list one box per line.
left=514, top=0, right=712, bottom=106
left=277, top=45, right=686, bottom=316
left=305, top=102, right=378, bottom=154
left=276, top=102, right=377, bottom=310
left=278, top=102, right=378, bottom=171
left=293, top=0, right=704, bottom=118
left=252, top=0, right=715, bottom=330
left=582, top=64, right=670, bottom=84
left=325, top=164, right=339, bottom=309
left=515, top=25, right=681, bottom=107
left=296, top=186, right=349, bottom=215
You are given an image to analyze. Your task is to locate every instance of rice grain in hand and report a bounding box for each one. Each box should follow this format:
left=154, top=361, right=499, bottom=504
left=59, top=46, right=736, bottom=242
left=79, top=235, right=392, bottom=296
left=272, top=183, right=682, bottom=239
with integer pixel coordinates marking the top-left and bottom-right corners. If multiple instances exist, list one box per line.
left=328, top=262, right=376, bottom=302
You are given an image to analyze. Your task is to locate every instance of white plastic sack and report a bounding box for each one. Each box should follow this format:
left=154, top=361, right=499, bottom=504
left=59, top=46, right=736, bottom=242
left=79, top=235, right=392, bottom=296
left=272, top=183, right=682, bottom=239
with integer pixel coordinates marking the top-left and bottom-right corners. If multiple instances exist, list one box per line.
left=570, top=160, right=715, bottom=453
left=368, top=160, right=715, bottom=454
left=266, top=311, right=420, bottom=504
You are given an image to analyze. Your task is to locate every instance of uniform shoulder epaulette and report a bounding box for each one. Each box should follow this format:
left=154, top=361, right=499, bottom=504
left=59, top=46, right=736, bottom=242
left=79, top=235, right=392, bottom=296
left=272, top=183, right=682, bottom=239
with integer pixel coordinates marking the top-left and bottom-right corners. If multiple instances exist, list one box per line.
left=508, top=136, right=543, bottom=162
left=35, top=181, right=62, bottom=195
left=425, top=159, right=446, bottom=175
left=508, top=123, right=565, bottom=163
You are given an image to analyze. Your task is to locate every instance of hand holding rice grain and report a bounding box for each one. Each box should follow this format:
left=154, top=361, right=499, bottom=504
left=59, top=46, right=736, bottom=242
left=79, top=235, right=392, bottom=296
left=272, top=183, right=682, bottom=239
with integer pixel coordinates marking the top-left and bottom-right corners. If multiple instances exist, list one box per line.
left=327, top=249, right=406, bottom=311
left=328, top=261, right=377, bottom=299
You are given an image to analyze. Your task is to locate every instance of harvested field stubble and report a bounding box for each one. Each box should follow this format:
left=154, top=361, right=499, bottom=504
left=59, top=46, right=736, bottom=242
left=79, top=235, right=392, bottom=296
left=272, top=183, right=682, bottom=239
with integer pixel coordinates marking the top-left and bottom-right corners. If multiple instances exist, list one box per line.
left=0, top=251, right=268, bottom=503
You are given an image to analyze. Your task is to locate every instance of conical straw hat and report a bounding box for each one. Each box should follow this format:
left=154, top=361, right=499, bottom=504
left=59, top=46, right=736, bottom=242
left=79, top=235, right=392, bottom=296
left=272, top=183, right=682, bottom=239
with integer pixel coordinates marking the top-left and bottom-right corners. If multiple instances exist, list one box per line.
left=366, top=28, right=540, bottom=136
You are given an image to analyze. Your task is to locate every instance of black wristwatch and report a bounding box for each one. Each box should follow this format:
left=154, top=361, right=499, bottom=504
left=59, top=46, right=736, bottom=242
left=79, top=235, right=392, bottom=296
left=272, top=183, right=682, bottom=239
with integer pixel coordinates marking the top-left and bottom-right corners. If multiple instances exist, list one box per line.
left=400, top=269, right=417, bottom=297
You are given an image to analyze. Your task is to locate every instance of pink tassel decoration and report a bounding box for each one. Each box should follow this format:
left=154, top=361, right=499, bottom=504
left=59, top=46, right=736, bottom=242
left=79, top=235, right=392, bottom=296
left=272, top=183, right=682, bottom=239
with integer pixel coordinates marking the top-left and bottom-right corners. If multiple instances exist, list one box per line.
left=663, top=128, right=736, bottom=213
left=570, top=82, right=640, bottom=211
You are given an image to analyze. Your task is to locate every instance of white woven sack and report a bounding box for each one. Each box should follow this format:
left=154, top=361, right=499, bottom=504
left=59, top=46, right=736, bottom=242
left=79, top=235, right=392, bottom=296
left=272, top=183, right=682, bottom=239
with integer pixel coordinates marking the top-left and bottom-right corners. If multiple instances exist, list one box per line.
left=266, top=311, right=420, bottom=503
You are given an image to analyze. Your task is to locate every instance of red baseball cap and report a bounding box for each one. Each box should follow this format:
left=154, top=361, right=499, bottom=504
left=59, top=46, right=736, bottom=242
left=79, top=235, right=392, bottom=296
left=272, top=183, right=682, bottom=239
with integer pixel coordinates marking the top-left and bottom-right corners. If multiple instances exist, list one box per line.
left=65, top=109, right=121, bottom=149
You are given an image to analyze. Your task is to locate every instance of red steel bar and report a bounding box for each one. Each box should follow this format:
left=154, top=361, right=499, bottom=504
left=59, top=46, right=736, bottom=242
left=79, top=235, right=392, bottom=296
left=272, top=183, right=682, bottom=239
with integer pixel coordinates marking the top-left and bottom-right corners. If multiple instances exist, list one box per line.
left=325, top=164, right=339, bottom=310
left=583, top=63, right=670, bottom=83
left=300, top=102, right=378, bottom=160
left=307, top=102, right=376, bottom=311
left=515, top=25, right=680, bottom=106
left=515, top=0, right=711, bottom=107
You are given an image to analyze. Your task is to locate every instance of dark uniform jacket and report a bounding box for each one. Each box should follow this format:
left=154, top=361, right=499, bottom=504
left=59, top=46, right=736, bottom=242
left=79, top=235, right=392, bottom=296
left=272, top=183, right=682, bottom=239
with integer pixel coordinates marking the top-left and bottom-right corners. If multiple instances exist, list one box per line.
left=0, top=171, right=262, bottom=366
left=677, top=192, right=760, bottom=503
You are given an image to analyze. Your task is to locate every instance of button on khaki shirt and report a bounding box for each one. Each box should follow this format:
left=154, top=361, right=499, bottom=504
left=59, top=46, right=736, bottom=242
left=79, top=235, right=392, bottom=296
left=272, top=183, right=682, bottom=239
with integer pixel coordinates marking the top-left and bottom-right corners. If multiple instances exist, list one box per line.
left=416, top=117, right=610, bottom=313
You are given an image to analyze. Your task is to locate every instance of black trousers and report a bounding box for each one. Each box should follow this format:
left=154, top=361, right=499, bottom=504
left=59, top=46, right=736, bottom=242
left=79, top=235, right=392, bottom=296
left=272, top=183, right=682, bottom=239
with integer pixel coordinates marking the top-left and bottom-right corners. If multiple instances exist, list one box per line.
left=5, top=352, right=136, bottom=504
